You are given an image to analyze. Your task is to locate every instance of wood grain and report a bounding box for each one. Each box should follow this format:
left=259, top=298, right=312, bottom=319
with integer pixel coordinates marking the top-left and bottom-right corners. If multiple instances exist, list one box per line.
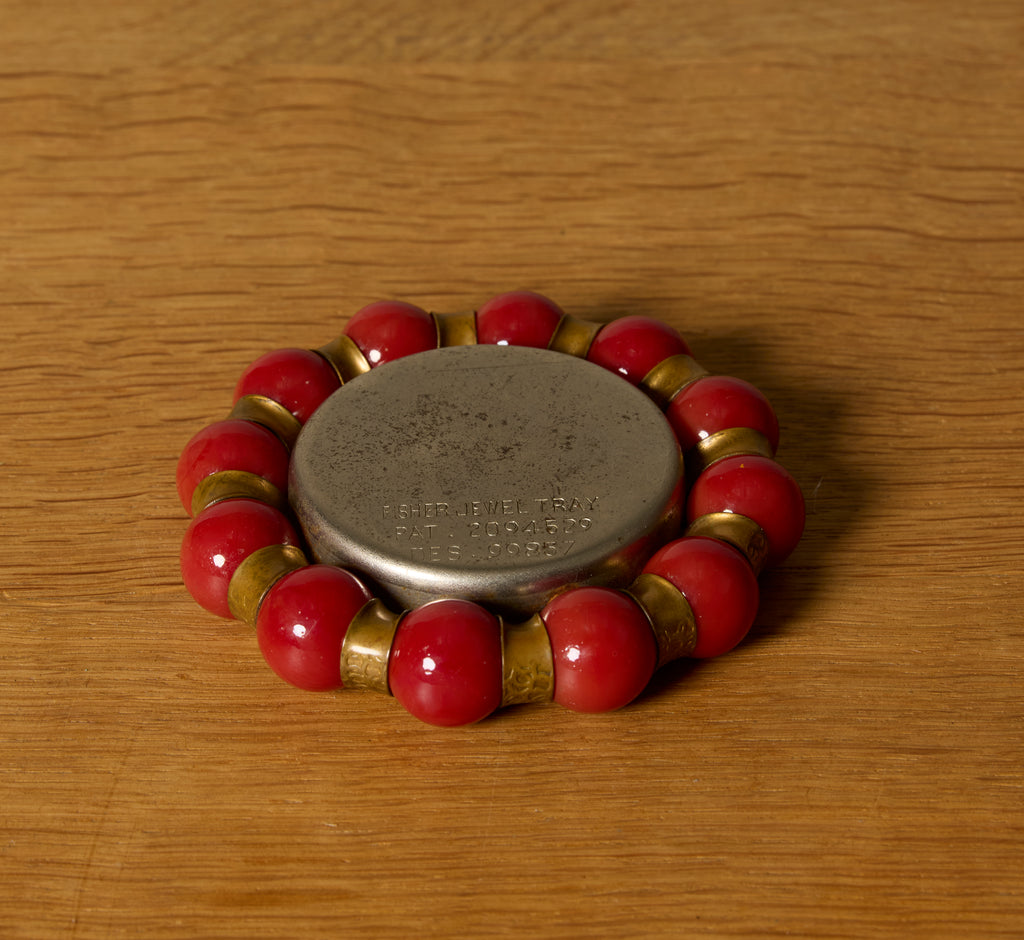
left=1, top=3, right=1022, bottom=938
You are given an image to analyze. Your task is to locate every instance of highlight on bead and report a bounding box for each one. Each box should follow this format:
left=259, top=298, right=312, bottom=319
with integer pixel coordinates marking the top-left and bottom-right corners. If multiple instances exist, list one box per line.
left=257, top=565, right=372, bottom=692
left=587, top=315, right=692, bottom=384
left=180, top=499, right=301, bottom=619
left=344, top=299, right=436, bottom=366
left=541, top=587, right=658, bottom=713
left=476, top=290, right=564, bottom=348
left=389, top=599, right=503, bottom=727
left=177, top=290, right=804, bottom=725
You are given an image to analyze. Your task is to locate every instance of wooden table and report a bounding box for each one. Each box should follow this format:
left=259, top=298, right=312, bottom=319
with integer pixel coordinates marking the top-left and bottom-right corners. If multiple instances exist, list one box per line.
left=2, top=3, right=1022, bottom=937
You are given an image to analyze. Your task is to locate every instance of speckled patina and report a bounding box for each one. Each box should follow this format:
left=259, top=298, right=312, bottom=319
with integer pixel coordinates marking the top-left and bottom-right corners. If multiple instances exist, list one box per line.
left=290, top=344, right=681, bottom=614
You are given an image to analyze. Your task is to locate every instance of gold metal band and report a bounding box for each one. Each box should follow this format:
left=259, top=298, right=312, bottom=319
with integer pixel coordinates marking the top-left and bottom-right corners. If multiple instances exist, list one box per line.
left=684, top=511, right=769, bottom=574
left=639, top=354, right=709, bottom=410
left=339, top=598, right=402, bottom=694
left=317, top=334, right=372, bottom=383
left=625, top=572, right=697, bottom=668
left=687, top=427, right=774, bottom=477
left=500, top=613, right=555, bottom=707
left=227, top=543, right=308, bottom=626
left=190, top=469, right=288, bottom=517
left=433, top=311, right=477, bottom=347
left=547, top=314, right=601, bottom=358
left=229, top=394, right=302, bottom=450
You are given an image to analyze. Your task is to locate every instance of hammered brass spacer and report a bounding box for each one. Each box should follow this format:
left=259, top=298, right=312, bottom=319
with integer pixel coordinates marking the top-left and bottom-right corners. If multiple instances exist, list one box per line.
left=639, top=354, right=709, bottom=410
left=687, top=427, right=774, bottom=477
left=317, top=333, right=372, bottom=383
left=500, top=613, right=555, bottom=707
left=685, top=511, right=769, bottom=574
left=547, top=315, right=601, bottom=358
left=625, top=572, right=697, bottom=668
left=230, top=394, right=302, bottom=450
left=339, top=598, right=402, bottom=694
left=190, top=469, right=288, bottom=517
left=227, top=543, right=309, bottom=626
left=433, top=311, right=478, bottom=347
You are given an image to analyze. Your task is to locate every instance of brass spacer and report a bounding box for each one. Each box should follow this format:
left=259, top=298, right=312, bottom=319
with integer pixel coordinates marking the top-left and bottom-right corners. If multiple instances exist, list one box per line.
left=227, top=543, right=308, bottom=626
left=433, top=311, right=478, bottom=347
left=190, top=469, right=288, bottom=517
left=639, top=354, right=709, bottom=410
left=317, top=333, right=372, bottom=383
left=625, top=572, right=697, bottom=669
left=500, top=613, right=555, bottom=707
left=339, top=598, right=402, bottom=694
left=547, top=314, right=601, bottom=358
left=230, top=394, right=303, bottom=450
left=686, top=427, right=774, bottom=478
left=685, top=511, right=769, bottom=574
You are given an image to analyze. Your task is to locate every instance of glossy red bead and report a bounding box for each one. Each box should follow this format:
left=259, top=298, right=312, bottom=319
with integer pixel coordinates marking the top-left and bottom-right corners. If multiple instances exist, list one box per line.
left=344, top=300, right=436, bottom=367
left=256, top=565, right=371, bottom=691
left=586, top=315, right=692, bottom=385
left=176, top=418, right=291, bottom=515
left=180, top=499, right=301, bottom=619
left=541, top=587, right=657, bottom=713
left=666, top=375, right=780, bottom=453
left=389, top=599, right=502, bottom=727
left=234, top=347, right=340, bottom=424
left=644, top=536, right=760, bottom=658
left=476, top=290, right=564, bottom=348
left=688, top=455, right=805, bottom=568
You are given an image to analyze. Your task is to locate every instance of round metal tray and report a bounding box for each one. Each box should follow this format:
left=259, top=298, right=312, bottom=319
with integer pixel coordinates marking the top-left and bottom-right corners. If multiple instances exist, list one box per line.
left=290, top=344, right=681, bottom=614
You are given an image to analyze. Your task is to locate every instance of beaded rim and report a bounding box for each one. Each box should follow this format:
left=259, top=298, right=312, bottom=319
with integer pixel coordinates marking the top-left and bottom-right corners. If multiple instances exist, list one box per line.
left=178, top=293, right=804, bottom=725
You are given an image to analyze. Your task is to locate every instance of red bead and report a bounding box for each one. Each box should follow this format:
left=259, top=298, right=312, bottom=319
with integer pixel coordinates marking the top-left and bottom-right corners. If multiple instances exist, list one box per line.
left=234, top=347, right=340, bottom=424
left=476, top=290, right=564, bottom=348
left=344, top=300, right=436, bottom=366
left=587, top=315, right=692, bottom=385
left=256, top=565, right=371, bottom=691
left=176, top=419, right=290, bottom=515
left=389, top=599, right=502, bottom=727
left=644, top=537, right=760, bottom=658
left=688, top=455, right=805, bottom=568
left=180, top=499, right=300, bottom=619
left=541, top=587, right=657, bottom=713
left=666, top=375, right=780, bottom=453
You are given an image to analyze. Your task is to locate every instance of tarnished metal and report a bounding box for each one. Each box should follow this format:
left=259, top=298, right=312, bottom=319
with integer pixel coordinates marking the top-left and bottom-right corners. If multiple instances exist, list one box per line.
left=501, top=613, right=555, bottom=706
left=688, top=427, right=774, bottom=476
left=317, top=333, right=372, bottom=383
left=229, top=394, right=302, bottom=449
left=625, top=572, right=697, bottom=668
left=190, top=469, right=287, bottom=517
left=290, top=345, right=682, bottom=614
left=547, top=315, right=601, bottom=358
left=433, top=311, right=477, bottom=347
left=684, top=511, right=769, bottom=574
left=227, top=543, right=308, bottom=626
left=639, top=354, right=708, bottom=410
left=339, top=598, right=402, bottom=693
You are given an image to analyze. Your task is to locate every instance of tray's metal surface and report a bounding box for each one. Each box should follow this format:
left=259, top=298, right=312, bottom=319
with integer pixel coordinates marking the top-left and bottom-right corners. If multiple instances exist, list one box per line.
left=290, top=344, right=682, bottom=614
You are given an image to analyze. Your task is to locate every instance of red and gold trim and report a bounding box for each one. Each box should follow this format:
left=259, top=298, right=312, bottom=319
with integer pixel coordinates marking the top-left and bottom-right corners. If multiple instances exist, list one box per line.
left=176, top=291, right=805, bottom=726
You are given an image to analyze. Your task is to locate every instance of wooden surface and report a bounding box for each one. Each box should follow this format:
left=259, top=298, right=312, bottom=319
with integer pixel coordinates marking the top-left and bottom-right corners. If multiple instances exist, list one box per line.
left=2, top=3, right=1022, bottom=937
